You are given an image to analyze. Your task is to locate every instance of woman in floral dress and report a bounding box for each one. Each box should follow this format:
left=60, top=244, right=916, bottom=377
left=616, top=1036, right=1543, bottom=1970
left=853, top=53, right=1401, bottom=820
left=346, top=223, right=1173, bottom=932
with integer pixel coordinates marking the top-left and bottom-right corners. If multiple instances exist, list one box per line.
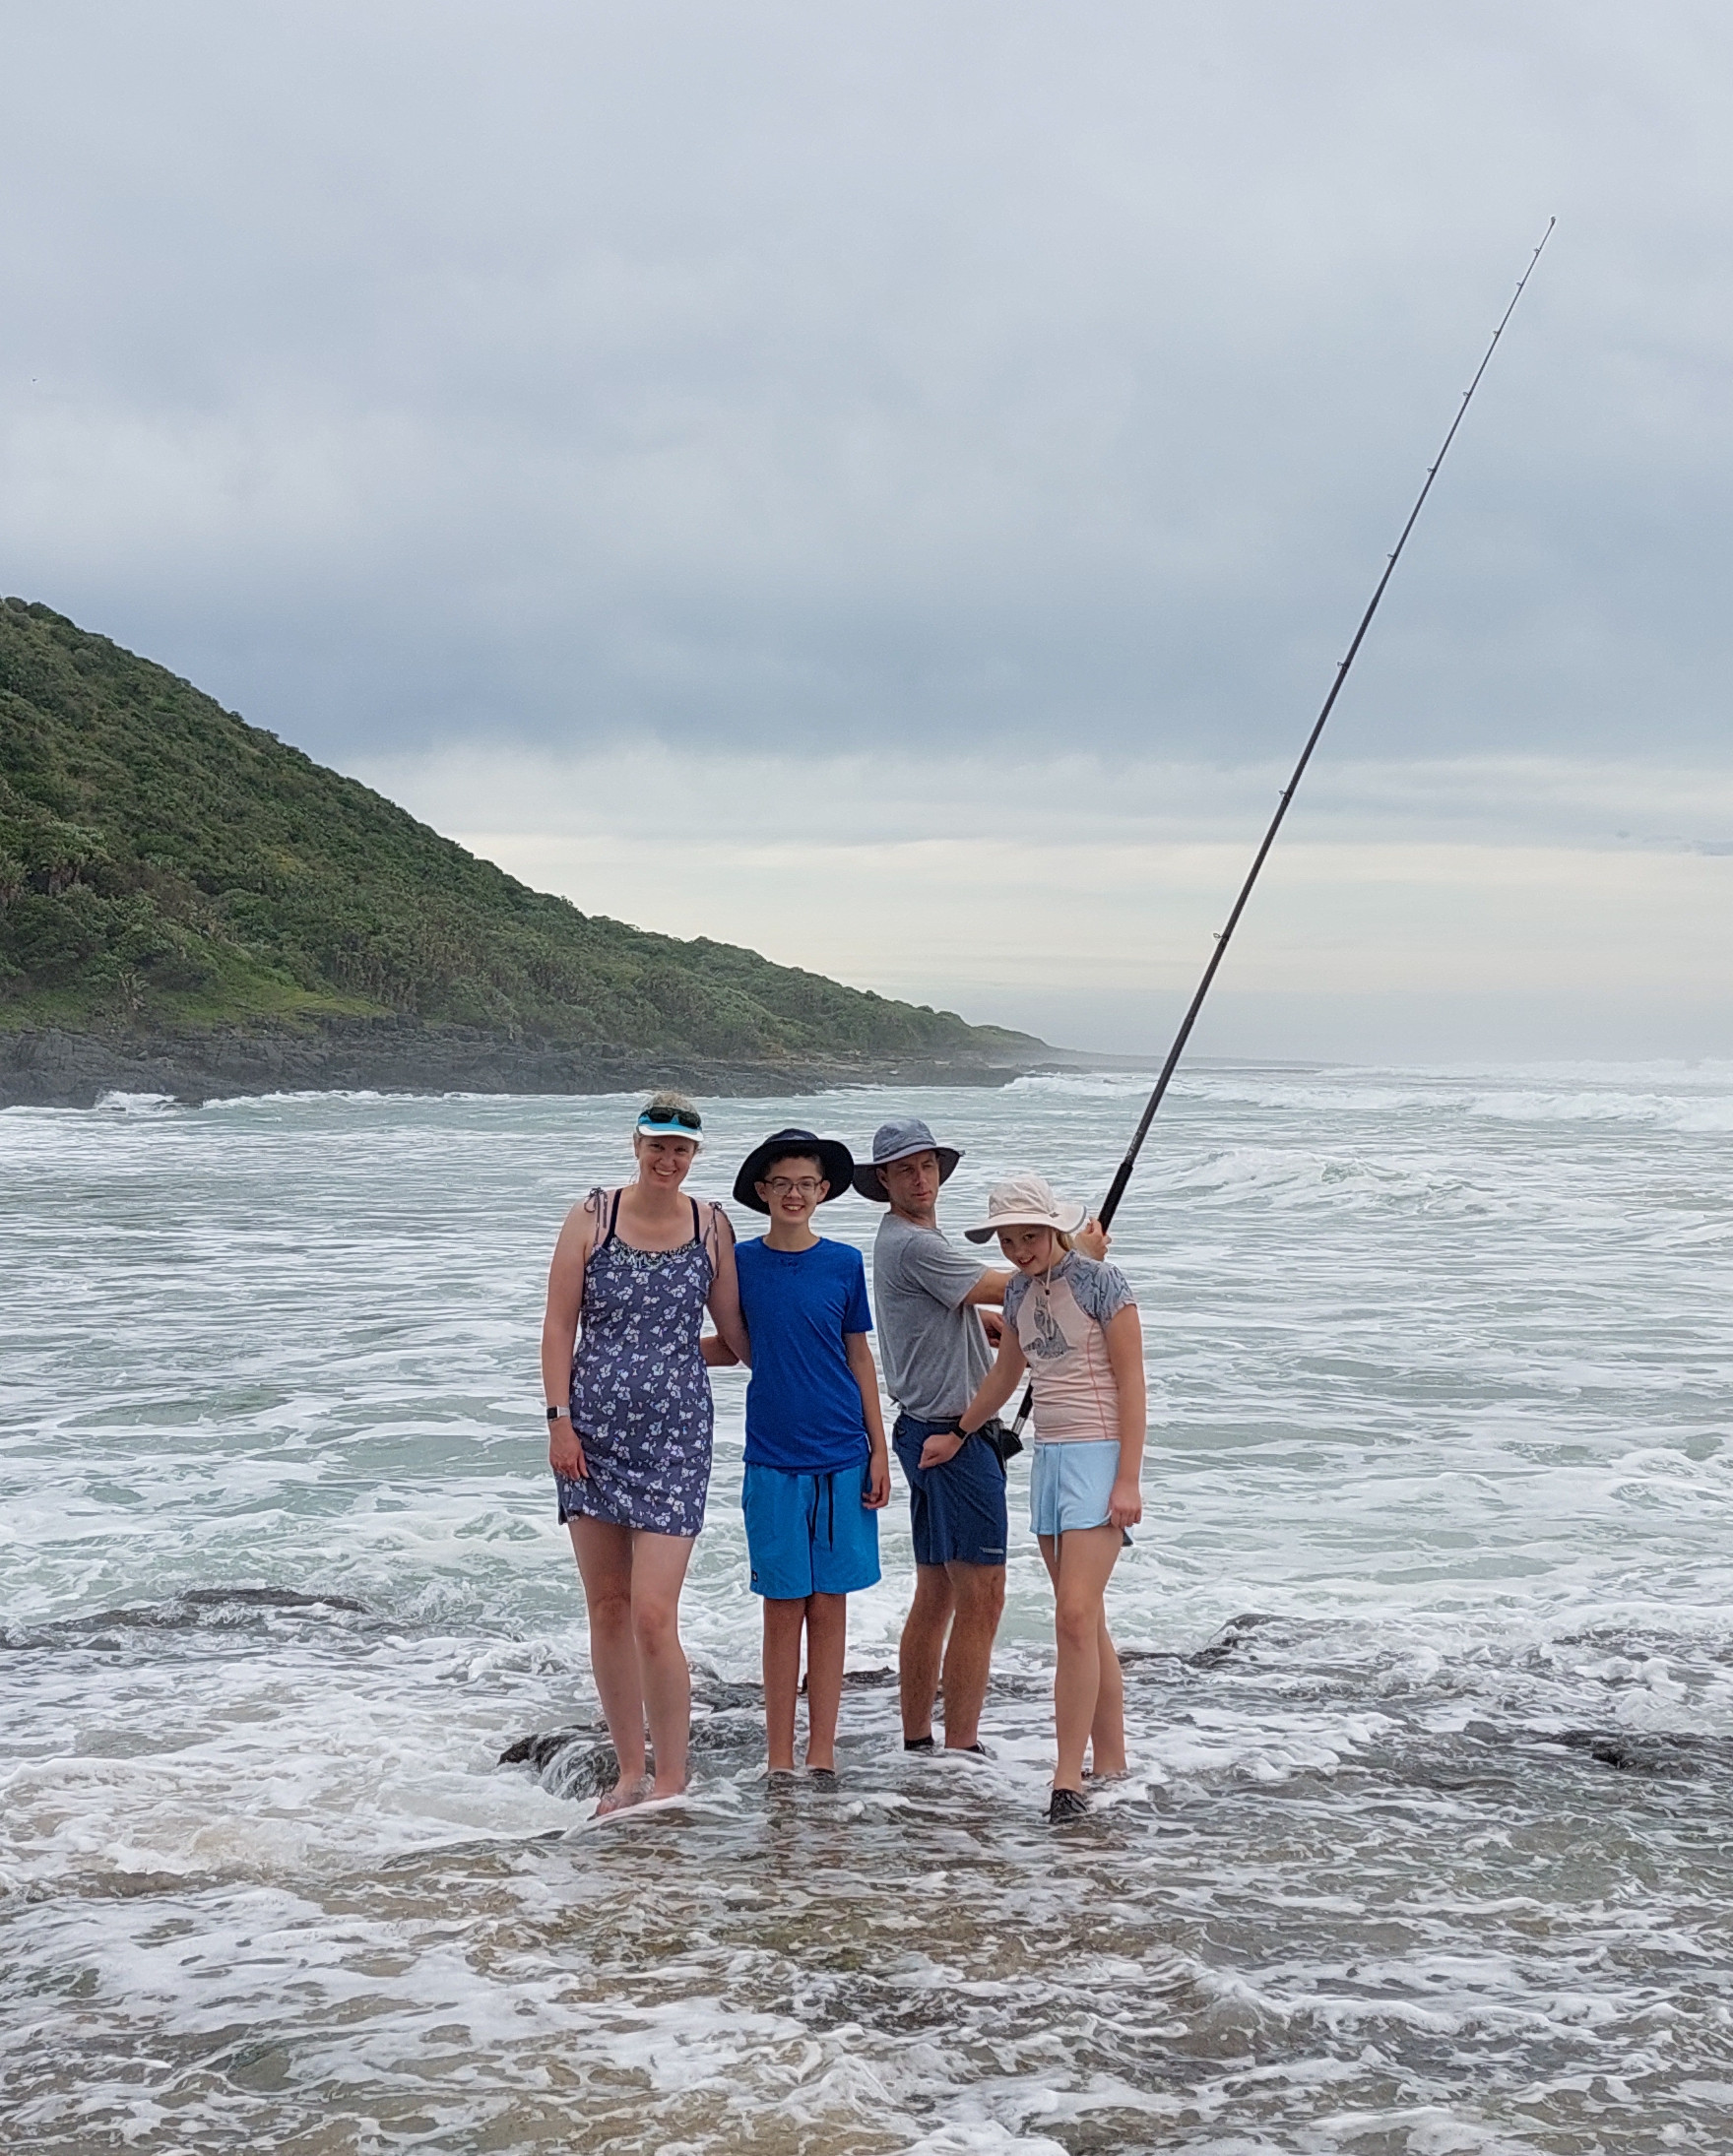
left=540, top=1094, right=749, bottom=1811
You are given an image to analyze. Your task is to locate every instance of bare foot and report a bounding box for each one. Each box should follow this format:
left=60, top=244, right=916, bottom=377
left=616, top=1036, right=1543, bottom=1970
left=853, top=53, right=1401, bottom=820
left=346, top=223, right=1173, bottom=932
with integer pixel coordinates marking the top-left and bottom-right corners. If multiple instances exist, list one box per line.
left=595, top=1771, right=652, bottom=1816
left=648, top=1778, right=688, bottom=1802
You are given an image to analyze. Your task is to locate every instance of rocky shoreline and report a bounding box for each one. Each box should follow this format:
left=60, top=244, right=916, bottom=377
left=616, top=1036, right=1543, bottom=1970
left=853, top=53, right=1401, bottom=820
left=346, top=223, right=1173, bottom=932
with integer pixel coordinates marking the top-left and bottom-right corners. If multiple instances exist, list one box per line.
left=0, top=1018, right=1052, bottom=1110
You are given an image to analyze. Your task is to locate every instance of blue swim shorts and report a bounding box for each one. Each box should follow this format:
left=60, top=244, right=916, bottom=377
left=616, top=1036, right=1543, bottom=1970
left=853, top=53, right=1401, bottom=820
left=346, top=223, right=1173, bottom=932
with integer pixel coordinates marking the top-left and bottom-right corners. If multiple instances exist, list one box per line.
left=1029, top=1439, right=1131, bottom=1541
left=892, top=1414, right=1008, bottom=1567
left=742, top=1460, right=881, bottom=1600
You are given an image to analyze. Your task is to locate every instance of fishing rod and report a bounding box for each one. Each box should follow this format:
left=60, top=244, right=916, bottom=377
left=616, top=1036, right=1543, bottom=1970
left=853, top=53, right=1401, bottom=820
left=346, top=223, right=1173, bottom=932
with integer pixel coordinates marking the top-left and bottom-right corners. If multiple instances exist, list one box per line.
left=1008, top=219, right=1555, bottom=1436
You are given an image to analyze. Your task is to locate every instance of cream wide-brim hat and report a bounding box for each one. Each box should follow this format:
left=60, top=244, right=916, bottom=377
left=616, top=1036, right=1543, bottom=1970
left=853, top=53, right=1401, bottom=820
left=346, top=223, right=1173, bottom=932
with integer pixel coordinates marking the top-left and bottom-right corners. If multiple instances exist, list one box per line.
left=962, top=1172, right=1090, bottom=1244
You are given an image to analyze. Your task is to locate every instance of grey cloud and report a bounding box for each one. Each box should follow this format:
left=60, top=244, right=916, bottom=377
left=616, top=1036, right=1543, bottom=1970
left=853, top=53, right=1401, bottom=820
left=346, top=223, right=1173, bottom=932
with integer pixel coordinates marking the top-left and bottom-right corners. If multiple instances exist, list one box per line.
left=352, top=742, right=1733, bottom=864
left=2, top=1, right=1730, bottom=769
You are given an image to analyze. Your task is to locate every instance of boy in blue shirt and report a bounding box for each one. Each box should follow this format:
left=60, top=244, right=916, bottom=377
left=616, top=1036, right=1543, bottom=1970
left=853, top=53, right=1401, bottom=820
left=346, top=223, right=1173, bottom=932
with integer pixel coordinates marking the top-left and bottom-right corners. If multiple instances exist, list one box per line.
left=731, top=1127, right=890, bottom=1786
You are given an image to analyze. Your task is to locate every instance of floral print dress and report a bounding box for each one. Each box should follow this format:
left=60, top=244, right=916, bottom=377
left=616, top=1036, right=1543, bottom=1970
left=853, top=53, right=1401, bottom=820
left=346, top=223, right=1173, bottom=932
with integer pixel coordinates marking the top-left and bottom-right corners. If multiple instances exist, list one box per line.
left=555, top=1187, right=720, bottom=1540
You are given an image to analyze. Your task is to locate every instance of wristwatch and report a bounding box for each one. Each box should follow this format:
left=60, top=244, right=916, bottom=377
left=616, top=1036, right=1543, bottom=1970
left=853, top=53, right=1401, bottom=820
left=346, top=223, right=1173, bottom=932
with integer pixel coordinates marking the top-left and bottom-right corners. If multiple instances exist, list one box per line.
left=546, top=1405, right=570, bottom=1422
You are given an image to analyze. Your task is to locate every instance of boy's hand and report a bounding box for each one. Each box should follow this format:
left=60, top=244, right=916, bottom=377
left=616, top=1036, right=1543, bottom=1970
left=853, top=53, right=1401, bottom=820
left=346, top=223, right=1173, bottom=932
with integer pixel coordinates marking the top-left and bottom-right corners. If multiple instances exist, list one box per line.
left=865, top=1450, right=891, bottom=1508
left=1108, top=1476, right=1141, bottom=1530
left=980, top=1311, right=1005, bottom=1348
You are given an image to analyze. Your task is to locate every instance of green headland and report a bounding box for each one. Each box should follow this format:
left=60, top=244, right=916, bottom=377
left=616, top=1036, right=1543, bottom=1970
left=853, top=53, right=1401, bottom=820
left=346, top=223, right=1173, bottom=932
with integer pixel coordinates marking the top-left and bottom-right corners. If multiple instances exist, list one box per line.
left=0, top=599, right=1044, bottom=1106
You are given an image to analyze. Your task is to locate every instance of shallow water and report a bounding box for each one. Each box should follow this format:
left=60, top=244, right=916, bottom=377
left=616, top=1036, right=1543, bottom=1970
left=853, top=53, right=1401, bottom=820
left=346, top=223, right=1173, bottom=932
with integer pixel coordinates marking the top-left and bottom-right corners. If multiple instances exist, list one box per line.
left=5, top=1064, right=1733, bottom=2153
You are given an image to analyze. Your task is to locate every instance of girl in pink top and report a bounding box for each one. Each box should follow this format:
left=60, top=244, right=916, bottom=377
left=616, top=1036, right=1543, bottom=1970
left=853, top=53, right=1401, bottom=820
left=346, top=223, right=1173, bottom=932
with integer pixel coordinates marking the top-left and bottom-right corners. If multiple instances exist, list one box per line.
left=953, top=1173, right=1145, bottom=1821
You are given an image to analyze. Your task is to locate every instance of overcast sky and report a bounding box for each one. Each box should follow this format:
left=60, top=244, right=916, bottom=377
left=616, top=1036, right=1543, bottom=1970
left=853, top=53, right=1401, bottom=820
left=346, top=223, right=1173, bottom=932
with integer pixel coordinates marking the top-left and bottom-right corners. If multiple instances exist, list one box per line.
left=4, top=3, right=1731, bottom=1058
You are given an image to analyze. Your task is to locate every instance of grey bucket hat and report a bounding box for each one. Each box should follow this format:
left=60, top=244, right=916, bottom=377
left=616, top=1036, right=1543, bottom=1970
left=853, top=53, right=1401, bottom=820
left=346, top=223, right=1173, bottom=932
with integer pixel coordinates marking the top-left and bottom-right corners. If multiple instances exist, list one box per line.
left=853, top=1117, right=963, bottom=1203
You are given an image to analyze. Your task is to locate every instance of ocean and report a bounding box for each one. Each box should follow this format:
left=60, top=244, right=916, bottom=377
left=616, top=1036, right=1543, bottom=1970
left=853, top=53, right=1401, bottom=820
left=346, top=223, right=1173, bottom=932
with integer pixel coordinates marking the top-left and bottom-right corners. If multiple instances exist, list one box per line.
left=5, top=1064, right=1733, bottom=2154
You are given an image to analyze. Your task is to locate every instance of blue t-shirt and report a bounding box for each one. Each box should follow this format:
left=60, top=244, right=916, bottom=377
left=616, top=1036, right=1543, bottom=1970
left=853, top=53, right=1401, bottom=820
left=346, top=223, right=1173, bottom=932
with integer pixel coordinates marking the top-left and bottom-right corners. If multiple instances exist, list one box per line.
left=736, top=1236, right=873, bottom=1473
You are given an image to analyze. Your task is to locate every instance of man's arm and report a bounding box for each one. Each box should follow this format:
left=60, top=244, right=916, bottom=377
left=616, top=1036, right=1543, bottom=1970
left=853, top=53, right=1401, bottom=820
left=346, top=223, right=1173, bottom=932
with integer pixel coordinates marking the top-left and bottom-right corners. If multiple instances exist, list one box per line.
left=951, top=1231, right=1107, bottom=1307
left=960, top=1268, right=1013, bottom=1307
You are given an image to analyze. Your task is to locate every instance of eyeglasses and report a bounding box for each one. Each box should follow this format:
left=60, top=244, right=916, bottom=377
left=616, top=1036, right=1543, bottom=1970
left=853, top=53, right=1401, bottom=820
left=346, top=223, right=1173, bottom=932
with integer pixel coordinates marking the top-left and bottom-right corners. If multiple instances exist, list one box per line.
left=763, top=1176, right=824, bottom=1196
left=638, top=1110, right=701, bottom=1132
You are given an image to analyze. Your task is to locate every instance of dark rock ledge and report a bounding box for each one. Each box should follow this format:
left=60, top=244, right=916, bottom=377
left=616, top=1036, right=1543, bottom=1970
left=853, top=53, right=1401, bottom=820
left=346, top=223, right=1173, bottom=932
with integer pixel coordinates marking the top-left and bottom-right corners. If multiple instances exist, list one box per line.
left=0, top=1019, right=1054, bottom=1110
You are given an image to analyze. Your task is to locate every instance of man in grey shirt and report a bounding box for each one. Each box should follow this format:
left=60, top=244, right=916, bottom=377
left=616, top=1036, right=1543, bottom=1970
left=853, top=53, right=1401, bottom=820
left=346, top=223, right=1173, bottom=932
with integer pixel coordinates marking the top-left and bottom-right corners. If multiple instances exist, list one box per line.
left=856, top=1117, right=1107, bottom=1753
left=856, top=1119, right=1008, bottom=1752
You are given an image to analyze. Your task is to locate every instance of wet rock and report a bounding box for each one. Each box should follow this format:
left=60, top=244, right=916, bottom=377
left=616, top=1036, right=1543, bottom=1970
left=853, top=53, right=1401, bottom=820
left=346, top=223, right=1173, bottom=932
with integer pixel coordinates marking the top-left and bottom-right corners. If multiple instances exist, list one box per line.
left=499, top=1707, right=764, bottom=1798
left=1187, top=1614, right=1283, bottom=1668
left=180, top=1587, right=369, bottom=1615
left=501, top=1731, right=621, bottom=1800
left=497, top=1725, right=607, bottom=1773
left=1555, top=1729, right=1713, bottom=1777
left=1118, top=1649, right=1189, bottom=1676
left=3, top=1585, right=370, bottom=1650
left=686, top=1675, right=763, bottom=1714
left=1381, top=1721, right=1731, bottom=1785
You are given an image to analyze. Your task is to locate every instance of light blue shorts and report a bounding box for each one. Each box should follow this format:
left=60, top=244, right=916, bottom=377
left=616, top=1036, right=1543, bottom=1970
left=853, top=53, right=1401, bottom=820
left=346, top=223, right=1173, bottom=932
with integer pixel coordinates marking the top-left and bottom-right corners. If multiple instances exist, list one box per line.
left=742, top=1461, right=881, bottom=1600
left=1029, top=1439, right=1130, bottom=1541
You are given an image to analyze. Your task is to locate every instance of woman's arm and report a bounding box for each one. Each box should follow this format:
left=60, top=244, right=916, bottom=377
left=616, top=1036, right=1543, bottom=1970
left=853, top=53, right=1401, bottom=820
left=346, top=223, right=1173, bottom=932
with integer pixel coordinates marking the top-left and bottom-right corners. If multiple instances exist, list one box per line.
left=844, top=1332, right=891, bottom=1507
left=540, top=1197, right=596, bottom=1481
left=1102, top=1302, right=1145, bottom=1529
left=922, top=1324, right=1028, bottom=1469
left=702, top=1207, right=751, bottom=1364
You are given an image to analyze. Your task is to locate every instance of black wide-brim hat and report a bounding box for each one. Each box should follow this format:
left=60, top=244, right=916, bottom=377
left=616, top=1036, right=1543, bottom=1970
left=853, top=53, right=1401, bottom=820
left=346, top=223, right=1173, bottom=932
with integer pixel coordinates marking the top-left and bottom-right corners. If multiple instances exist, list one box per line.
left=733, top=1128, right=858, bottom=1214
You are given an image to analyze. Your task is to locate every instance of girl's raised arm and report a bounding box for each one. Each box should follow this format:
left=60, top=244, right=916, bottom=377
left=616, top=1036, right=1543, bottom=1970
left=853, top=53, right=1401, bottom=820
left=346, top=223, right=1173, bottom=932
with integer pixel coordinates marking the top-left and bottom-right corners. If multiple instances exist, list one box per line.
left=964, top=1316, right=1028, bottom=1427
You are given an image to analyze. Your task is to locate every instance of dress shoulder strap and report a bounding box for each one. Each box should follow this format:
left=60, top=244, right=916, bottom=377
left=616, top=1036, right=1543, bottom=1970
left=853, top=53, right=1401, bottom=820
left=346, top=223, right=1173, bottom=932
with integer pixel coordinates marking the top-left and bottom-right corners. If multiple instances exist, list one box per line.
left=697, top=1197, right=732, bottom=1275
left=591, top=1186, right=622, bottom=1250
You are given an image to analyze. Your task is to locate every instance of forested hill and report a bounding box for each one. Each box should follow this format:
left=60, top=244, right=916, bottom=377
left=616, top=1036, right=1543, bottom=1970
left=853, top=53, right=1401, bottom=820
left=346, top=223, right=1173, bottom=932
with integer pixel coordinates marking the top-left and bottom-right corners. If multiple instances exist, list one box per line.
left=0, top=600, right=1039, bottom=1100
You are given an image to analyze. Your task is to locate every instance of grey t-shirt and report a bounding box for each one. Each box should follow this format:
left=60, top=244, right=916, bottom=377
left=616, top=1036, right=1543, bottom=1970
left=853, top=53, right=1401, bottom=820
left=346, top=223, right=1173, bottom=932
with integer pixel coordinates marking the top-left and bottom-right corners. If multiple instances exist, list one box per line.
left=871, top=1209, right=995, bottom=1423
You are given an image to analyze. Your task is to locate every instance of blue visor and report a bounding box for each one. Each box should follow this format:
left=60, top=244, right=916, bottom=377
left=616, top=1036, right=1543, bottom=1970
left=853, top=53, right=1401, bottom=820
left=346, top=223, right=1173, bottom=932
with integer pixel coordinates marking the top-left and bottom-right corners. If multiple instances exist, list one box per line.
left=638, top=1113, right=701, bottom=1139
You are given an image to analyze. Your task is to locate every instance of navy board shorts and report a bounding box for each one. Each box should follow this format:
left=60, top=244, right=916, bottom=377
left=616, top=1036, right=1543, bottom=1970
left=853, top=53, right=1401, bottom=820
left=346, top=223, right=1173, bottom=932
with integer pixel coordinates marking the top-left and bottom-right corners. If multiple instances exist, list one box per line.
left=742, top=1460, right=881, bottom=1600
left=892, top=1413, right=1008, bottom=1568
